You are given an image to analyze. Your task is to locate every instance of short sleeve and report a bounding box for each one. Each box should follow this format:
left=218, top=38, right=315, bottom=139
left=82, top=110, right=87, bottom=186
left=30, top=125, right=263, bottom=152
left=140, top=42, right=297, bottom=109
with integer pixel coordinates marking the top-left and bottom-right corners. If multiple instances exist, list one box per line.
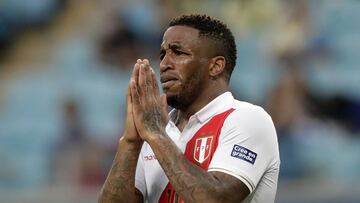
left=208, top=106, right=278, bottom=192
left=135, top=146, right=146, bottom=197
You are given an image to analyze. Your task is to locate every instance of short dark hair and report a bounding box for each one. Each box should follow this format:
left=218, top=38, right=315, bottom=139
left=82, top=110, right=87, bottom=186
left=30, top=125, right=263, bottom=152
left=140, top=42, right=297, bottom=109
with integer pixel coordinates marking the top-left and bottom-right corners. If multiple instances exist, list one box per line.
left=169, top=14, right=237, bottom=81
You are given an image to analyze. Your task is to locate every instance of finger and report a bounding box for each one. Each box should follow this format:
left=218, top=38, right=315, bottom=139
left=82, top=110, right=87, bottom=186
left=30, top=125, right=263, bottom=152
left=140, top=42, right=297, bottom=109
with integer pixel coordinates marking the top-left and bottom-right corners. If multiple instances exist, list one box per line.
left=143, top=59, right=149, bottom=64
left=127, top=82, right=136, bottom=112
left=131, top=60, right=141, bottom=86
left=138, top=62, right=147, bottom=93
left=126, top=85, right=132, bottom=113
left=130, top=78, right=141, bottom=107
left=141, top=58, right=150, bottom=77
left=142, top=59, right=154, bottom=93
left=128, top=61, right=140, bottom=114
left=149, top=66, right=160, bottom=96
left=143, top=59, right=151, bottom=79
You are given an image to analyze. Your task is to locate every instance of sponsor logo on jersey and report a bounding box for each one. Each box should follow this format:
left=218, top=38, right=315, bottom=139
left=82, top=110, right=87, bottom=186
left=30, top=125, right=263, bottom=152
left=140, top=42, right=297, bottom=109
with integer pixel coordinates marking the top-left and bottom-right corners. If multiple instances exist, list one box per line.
left=194, top=136, right=213, bottom=164
left=144, top=154, right=157, bottom=161
left=231, top=145, right=257, bottom=164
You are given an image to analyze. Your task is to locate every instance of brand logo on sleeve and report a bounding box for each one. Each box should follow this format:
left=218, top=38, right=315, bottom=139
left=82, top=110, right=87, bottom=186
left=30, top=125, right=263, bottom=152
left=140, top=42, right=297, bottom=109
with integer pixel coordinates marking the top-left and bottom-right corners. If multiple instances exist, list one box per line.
left=194, top=136, right=213, bottom=164
left=231, top=145, right=257, bottom=164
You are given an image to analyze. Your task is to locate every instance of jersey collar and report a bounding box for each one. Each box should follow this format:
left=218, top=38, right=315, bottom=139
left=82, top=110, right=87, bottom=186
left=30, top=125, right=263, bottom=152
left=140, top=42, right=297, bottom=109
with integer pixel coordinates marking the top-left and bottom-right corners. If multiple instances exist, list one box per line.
left=168, top=91, right=235, bottom=124
left=194, top=91, right=234, bottom=123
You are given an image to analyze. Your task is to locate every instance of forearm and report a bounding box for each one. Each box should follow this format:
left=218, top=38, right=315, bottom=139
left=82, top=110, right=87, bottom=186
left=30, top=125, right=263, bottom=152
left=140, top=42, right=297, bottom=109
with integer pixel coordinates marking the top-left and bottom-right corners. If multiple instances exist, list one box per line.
left=99, top=138, right=143, bottom=203
left=147, top=134, right=227, bottom=203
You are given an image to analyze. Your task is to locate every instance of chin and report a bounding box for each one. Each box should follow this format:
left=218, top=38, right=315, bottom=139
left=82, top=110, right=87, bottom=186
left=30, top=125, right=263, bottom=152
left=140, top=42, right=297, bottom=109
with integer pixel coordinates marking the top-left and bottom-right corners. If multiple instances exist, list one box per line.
left=164, top=82, right=198, bottom=110
left=166, top=92, right=192, bottom=110
left=163, top=89, right=178, bottom=101
left=166, top=95, right=182, bottom=109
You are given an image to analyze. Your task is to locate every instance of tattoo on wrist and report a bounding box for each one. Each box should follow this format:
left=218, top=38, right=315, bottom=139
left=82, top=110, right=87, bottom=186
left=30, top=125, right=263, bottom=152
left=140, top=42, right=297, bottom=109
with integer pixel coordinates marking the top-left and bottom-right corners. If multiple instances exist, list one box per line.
left=143, top=106, right=164, bottom=134
left=100, top=149, right=141, bottom=202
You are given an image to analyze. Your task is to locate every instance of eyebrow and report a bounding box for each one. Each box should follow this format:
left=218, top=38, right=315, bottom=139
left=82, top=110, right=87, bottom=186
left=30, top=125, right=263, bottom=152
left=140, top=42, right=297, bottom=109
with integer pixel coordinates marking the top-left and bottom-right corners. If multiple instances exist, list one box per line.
left=160, top=42, right=183, bottom=50
left=169, top=43, right=182, bottom=50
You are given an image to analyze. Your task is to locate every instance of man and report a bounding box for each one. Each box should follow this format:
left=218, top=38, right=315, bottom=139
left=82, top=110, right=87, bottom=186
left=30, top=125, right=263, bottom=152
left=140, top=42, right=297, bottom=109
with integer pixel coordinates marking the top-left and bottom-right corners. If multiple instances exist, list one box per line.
left=99, top=14, right=280, bottom=203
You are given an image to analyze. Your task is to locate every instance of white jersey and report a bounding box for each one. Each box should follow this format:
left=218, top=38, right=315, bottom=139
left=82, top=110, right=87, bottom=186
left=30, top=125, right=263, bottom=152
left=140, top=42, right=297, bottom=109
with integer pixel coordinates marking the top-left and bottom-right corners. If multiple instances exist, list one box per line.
left=135, top=92, right=280, bottom=203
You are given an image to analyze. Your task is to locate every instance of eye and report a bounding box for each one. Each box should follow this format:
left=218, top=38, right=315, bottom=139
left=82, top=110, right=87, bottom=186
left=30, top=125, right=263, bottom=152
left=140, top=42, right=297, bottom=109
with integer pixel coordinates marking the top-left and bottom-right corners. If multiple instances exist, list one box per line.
left=173, top=49, right=191, bottom=57
left=173, top=49, right=183, bottom=55
left=160, top=48, right=189, bottom=60
left=160, top=50, right=165, bottom=60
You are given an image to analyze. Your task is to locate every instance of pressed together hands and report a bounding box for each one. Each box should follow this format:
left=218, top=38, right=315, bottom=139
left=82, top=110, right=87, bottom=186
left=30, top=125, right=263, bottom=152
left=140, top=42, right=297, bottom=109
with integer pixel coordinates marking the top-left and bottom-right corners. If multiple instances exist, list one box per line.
left=123, top=59, right=169, bottom=145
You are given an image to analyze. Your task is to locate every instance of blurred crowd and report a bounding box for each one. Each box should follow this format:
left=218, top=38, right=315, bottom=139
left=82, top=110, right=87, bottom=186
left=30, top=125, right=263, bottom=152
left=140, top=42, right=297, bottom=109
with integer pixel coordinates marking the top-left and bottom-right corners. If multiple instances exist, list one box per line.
left=0, top=0, right=359, bottom=202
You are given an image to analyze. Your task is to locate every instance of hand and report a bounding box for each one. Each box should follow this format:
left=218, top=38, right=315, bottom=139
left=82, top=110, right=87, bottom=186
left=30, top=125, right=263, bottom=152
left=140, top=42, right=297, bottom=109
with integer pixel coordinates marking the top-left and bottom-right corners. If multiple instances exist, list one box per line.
left=130, top=59, right=168, bottom=141
left=120, top=61, right=144, bottom=145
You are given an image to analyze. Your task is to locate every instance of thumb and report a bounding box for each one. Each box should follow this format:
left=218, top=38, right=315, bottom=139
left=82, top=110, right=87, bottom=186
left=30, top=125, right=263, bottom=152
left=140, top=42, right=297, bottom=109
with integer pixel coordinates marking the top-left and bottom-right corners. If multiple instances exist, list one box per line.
left=126, top=85, right=132, bottom=113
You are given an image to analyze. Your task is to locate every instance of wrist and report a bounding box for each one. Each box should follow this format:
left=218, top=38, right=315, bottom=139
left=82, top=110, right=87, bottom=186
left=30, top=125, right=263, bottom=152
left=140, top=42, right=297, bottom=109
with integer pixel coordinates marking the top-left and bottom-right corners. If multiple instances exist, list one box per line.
left=144, top=131, right=166, bottom=145
left=119, top=136, right=143, bottom=150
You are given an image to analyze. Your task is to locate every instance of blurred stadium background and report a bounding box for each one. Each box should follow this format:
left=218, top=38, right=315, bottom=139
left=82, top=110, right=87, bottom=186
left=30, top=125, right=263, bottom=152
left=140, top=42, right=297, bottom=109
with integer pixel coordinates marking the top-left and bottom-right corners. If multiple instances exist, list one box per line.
left=0, top=0, right=359, bottom=202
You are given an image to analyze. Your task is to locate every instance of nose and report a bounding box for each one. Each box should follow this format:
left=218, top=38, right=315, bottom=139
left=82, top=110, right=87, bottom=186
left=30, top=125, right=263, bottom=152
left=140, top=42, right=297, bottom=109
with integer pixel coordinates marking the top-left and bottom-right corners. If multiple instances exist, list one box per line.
left=160, top=53, right=173, bottom=73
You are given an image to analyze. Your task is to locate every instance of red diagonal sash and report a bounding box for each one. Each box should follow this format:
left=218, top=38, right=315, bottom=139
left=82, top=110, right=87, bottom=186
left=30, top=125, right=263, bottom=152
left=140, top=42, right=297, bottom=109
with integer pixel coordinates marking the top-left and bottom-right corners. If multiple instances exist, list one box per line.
left=158, top=108, right=234, bottom=203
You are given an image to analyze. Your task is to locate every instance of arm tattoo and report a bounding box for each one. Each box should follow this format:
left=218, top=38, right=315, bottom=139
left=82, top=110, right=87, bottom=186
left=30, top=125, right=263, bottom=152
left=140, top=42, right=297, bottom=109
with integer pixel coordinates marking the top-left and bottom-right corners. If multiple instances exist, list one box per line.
left=143, top=106, right=164, bottom=134
left=148, top=135, right=249, bottom=203
left=99, top=143, right=143, bottom=203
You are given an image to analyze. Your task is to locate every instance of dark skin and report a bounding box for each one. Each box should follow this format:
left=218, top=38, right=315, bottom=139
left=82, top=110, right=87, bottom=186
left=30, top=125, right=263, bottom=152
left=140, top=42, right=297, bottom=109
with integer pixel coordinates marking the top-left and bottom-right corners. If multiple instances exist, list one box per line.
left=99, top=26, right=249, bottom=203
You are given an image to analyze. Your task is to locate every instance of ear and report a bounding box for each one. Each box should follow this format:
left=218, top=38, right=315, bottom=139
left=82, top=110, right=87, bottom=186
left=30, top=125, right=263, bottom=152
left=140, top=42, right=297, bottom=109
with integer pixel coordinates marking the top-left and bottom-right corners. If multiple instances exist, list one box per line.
left=209, top=56, right=226, bottom=78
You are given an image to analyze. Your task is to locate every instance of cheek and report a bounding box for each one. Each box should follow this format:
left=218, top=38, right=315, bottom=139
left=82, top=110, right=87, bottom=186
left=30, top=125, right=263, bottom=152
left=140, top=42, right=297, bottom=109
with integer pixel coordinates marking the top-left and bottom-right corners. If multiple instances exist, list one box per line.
left=182, top=66, right=204, bottom=88
left=174, top=55, right=207, bottom=85
left=174, top=60, right=192, bottom=81
left=173, top=57, right=192, bottom=69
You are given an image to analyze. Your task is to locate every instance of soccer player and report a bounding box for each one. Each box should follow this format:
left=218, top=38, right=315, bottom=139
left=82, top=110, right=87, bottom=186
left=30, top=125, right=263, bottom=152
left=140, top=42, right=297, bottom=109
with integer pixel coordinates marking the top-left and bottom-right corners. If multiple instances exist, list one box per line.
left=99, top=14, right=280, bottom=203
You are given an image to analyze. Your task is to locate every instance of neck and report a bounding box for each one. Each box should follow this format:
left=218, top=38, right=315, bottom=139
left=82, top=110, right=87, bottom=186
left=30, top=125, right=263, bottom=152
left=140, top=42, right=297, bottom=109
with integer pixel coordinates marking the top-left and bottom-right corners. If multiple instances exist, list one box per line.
left=175, top=81, right=228, bottom=130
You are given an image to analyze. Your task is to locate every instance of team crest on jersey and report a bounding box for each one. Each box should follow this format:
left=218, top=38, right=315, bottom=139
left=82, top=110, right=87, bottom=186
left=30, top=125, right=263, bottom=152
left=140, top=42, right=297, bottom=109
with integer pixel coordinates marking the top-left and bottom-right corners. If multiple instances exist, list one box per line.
left=194, top=136, right=213, bottom=163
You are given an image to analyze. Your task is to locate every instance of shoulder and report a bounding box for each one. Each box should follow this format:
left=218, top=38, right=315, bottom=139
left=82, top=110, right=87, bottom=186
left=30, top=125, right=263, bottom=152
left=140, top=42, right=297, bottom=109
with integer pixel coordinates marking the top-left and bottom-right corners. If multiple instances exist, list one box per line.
left=221, top=100, right=278, bottom=151
left=218, top=100, right=280, bottom=165
left=227, top=100, right=274, bottom=131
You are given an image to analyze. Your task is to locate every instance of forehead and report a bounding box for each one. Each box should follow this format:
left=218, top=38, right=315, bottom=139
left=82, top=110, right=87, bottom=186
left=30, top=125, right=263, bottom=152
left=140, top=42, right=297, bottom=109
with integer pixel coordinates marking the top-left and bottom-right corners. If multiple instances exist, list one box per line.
left=161, top=25, right=200, bottom=48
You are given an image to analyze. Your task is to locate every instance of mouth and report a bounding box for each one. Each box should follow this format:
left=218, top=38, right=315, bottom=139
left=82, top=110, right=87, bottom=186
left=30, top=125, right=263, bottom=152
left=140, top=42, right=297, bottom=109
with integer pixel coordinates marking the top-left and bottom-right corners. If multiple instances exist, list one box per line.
left=160, top=74, right=179, bottom=89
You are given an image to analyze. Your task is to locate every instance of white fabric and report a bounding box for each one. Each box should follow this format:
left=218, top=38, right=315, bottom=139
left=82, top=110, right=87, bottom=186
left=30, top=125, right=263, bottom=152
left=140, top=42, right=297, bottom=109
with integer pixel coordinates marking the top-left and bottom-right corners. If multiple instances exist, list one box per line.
left=135, top=92, right=280, bottom=203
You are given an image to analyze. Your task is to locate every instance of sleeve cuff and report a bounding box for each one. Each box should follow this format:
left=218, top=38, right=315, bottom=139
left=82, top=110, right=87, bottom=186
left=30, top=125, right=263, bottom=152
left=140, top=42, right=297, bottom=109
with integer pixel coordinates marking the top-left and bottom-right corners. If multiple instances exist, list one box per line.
left=208, top=167, right=255, bottom=192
